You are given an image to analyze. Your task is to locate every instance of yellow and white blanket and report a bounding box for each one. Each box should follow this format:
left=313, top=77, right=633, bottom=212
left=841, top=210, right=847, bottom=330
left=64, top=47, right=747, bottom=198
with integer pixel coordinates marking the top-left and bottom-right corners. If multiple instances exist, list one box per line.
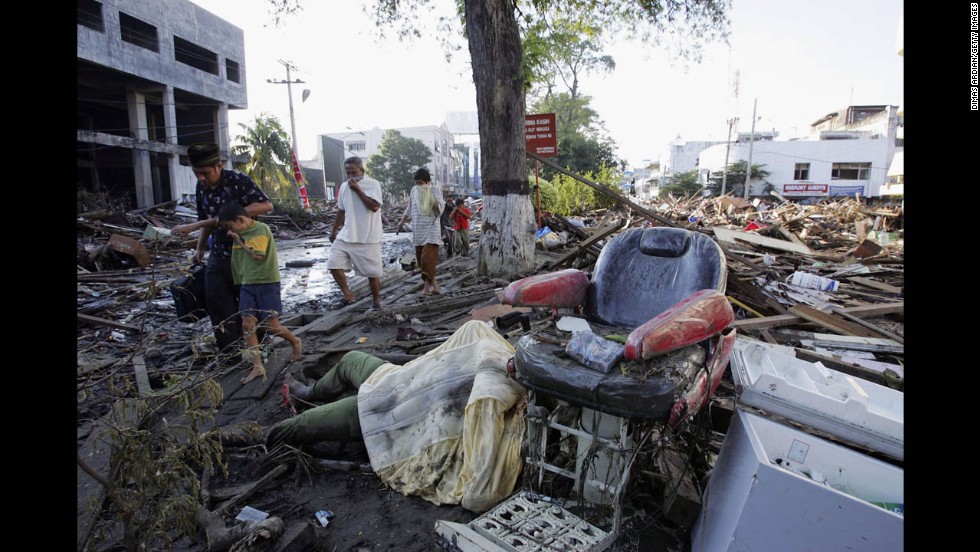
left=357, top=320, right=526, bottom=512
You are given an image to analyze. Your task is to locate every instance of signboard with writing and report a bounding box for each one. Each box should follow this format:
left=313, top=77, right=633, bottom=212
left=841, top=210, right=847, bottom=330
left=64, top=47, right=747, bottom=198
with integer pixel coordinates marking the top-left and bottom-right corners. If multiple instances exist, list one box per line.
left=525, top=113, right=557, bottom=157
left=782, top=183, right=829, bottom=197
left=829, top=185, right=866, bottom=197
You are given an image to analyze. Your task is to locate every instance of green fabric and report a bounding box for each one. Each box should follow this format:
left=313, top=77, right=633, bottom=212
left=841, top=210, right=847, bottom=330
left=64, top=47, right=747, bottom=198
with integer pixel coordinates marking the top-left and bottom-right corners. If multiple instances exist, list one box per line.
left=265, top=351, right=386, bottom=448
left=310, top=351, right=387, bottom=401
left=230, top=221, right=279, bottom=285
left=454, top=229, right=470, bottom=254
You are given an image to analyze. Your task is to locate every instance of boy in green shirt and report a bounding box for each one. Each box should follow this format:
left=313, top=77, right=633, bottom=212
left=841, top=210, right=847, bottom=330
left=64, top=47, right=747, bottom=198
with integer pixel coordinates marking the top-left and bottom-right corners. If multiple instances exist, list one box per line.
left=218, top=201, right=302, bottom=384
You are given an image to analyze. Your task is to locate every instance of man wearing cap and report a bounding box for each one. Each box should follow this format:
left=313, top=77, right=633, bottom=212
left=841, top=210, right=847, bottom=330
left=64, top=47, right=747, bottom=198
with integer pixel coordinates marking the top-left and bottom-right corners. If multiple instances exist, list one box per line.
left=172, top=142, right=273, bottom=360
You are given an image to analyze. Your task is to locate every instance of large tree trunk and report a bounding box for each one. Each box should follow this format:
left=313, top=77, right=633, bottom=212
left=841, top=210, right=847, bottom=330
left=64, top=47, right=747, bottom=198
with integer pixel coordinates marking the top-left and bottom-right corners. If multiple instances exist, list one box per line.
left=465, top=0, right=536, bottom=278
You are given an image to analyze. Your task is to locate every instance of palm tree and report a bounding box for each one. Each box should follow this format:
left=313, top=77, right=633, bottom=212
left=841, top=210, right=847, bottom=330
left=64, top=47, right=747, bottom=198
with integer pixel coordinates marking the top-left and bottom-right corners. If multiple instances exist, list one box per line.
left=232, top=113, right=296, bottom=201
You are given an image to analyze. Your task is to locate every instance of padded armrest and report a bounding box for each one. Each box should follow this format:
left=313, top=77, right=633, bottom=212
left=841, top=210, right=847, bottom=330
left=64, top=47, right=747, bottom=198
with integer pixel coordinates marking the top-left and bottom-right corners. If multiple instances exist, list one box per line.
left=501, top=268, right=590, bottom=308
left=624, top=289, right=735, bottom=360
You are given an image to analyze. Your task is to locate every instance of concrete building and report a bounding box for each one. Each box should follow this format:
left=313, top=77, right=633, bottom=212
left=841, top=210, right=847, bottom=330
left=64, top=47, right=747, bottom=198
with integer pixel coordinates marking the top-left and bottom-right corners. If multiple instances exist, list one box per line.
left=318, top=124, right=461, bottom=198
left=698, top=105, right=902, bottom=199
left=882, top=15, right=904, bottom=197
left=444, top=111, right=482, bottom=196
left=77, top=0, right=247, bottom=208
left=663, top=139, right=726, bottom=178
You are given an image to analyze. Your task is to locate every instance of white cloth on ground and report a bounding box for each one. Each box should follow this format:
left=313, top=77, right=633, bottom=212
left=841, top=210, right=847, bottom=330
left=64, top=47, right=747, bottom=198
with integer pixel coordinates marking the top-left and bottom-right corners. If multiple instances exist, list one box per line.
left=357, top=320, right=525, bottom=512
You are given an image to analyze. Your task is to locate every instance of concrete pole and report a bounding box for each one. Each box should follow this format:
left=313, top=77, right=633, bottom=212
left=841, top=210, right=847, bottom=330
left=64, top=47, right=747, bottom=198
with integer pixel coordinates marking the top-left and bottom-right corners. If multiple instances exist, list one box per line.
left=720, top=117, right=737, bottom=196
left=282, top=61, right=299, bottom=158
left=743, top=98, right=757, bottom=200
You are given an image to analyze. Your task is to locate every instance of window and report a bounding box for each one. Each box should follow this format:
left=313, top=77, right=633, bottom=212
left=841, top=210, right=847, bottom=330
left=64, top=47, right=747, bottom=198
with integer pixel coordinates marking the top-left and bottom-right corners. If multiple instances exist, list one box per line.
left=348, top=142, right=366, bottom=152
left=794, top=163, right=810, bottom=180
left=120, top=12, right=159, bottom=52
left=831, top=162, right=871, bottom=180
left=174, top=36, right=218, bottom=75
left=78, top=0, right=104, bottom=31
left=226, top=59, right=240, bottom=83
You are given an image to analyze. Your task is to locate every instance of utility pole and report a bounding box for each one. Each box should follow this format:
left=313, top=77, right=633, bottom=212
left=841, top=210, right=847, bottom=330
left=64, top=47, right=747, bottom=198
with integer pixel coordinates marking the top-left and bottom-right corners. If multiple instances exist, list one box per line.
left=267, top=59, right=305, bottom=158
left=720, top=117, right=738, bottom=197
left=743, top=98, right=758, bottom=200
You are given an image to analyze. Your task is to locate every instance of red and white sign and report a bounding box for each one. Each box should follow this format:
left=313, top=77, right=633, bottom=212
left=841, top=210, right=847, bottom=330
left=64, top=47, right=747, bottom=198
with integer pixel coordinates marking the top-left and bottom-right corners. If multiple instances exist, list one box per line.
left=782, top=183, right=829, bottom=197
left=525, top=113, right=557, bottom=157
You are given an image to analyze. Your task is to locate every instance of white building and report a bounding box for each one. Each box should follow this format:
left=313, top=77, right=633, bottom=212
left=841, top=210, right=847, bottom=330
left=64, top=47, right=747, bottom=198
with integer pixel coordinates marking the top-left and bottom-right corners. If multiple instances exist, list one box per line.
left=319, top=124, right=460, bottom=194
left=698, top=105, right=902, bottom=199
left=663, top=139, right=726, bottom=178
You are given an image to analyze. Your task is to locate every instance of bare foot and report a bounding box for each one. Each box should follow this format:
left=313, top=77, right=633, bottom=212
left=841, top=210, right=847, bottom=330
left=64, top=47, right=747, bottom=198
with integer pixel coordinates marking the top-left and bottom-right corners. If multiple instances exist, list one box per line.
left=241, top=365, right=266, bottom=385
left=290, top=339, right=303, bottom=362
left=342, top=291, right=356, bottom=303
left=284, top=373, right=311, bottom=401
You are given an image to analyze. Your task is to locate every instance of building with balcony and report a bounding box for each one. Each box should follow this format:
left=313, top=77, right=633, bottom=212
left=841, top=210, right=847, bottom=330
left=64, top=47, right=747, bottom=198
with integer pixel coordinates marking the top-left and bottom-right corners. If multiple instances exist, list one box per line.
left=77, top=0, right=248, bottom=208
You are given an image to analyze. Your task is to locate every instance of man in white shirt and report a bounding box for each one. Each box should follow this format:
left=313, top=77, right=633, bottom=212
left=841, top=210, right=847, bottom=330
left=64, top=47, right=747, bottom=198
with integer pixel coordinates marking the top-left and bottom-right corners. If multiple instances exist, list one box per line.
left=326, top=157, right=385, bottom=309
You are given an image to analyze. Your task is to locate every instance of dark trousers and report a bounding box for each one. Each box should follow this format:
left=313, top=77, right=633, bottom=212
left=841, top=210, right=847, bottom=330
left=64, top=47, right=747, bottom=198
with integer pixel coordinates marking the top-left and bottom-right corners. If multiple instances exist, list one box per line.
left=205, top=254, right=242, bottom=357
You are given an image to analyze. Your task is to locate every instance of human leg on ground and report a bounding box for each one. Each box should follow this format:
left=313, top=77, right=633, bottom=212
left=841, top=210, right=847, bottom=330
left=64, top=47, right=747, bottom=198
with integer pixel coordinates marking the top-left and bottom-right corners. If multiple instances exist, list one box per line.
left=415, top=245, right=430, bottom=295
left=265, top=395, right=363, bottom=448
left=420, top=243, right=440, bottom=294
left=329, top=268, right=356, bottom=303
left=265, top=316, right=303, bottom=362
left=240, top=315, right=266, bottom=384
left=204, top=255, right=243, bottom=361
left=369, top=277, right=382, bottom=307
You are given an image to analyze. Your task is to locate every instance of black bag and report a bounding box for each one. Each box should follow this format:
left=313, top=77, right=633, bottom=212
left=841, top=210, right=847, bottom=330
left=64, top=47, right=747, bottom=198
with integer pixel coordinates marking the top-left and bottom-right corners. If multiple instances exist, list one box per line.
left=171, top=264, right=207, bottom=322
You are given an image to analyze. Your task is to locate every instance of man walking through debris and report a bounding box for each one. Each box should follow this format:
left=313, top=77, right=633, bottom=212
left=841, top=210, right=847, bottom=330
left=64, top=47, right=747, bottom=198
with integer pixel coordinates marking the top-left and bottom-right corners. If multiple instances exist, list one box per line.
left=172, top=142, right=273, bottom=362
left=326, top=156, right=385, bottom=310
left=219, top=201, right=302, bottom=385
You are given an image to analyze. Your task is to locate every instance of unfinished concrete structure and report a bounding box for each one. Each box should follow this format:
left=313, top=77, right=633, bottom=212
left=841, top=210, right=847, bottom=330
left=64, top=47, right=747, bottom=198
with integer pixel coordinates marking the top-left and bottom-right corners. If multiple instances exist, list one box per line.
left=77, top=0, right=247, bottom=208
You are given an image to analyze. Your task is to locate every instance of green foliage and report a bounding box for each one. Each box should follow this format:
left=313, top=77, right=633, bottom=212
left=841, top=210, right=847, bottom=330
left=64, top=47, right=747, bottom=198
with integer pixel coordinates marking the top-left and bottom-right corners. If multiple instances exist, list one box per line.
left=532, top=178, right=560, bottom=213
left=366, top=130, right=433, bottom=203
left=548, top=164, right=622, bottom=216
left=90, top=378, right=228, bottom=552
left=660, top=169, right=703, bottom=197
left=706, top=160, right=772, bottom=197
left=534, top=128, right=622, bottom=181
left=232, top=113, right=297, bottom=202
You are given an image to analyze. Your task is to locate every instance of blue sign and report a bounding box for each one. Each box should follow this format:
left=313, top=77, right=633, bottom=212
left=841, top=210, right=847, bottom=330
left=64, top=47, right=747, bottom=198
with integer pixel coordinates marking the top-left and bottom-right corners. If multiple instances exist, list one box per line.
left=829, top=185, right=865, bottom=197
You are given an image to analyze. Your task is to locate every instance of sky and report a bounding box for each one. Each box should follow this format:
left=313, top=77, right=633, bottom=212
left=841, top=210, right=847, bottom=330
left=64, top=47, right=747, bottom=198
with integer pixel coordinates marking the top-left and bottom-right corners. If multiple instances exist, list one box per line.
left=189, top=0, right=904, bottom=169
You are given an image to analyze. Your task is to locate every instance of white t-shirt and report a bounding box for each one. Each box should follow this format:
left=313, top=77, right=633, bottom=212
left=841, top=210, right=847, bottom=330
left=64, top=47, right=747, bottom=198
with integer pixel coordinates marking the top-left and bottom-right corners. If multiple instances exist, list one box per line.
left=336, top=177, right=384, bottom=243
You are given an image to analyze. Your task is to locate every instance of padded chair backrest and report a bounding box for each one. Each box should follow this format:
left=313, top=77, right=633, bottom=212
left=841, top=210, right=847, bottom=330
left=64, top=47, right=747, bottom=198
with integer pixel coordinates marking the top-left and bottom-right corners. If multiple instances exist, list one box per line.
left=585, top=227, right=727, bottom=328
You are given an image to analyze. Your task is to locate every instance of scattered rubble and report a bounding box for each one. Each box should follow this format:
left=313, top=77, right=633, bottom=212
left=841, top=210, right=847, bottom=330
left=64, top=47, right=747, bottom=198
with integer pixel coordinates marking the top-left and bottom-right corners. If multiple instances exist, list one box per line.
left=76, top=191, right=902, bottom=551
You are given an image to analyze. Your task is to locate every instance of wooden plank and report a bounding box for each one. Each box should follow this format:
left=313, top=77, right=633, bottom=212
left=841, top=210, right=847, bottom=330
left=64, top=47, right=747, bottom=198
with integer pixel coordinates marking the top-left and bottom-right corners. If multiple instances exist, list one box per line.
left=77, top=313, right=141, bottom=332
left=788, top=305, right=879, bottom=337
left=712, top=226, right=815, bottom=255
left=548, top=220, right=624, bottom=269
left=214, top=464, right=290, bottom=516
left=772, top=224, right=810, bottom=249
left=830, top=307, right=905, bottom=344
left=132, top=354, right=153, bottom=397
left=847, top=276, right=903, bottom=294
left=731, top=302, right=903, bottom=331
left=778, top=330, right=903, bottom=354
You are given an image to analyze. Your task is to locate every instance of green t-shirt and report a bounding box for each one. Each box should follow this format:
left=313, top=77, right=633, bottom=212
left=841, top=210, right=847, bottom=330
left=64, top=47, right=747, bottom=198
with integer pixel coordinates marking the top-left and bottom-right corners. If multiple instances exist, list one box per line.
left=230, top=221, right=280, bottom=285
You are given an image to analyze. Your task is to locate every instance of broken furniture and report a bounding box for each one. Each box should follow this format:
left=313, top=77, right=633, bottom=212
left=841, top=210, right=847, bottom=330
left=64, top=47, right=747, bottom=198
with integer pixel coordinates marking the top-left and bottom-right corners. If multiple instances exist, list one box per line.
left=501, top=227, right=737, bottom=543
left=691, top=338, right=904, bottom=551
